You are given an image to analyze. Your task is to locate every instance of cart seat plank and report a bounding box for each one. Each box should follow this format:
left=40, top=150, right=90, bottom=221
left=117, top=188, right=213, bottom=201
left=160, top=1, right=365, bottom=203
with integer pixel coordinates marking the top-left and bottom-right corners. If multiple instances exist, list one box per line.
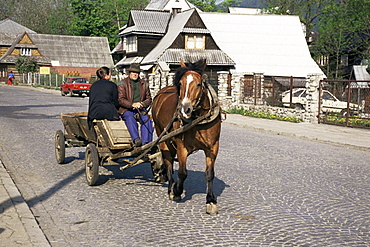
left=102, top=120, right=132, bottom=144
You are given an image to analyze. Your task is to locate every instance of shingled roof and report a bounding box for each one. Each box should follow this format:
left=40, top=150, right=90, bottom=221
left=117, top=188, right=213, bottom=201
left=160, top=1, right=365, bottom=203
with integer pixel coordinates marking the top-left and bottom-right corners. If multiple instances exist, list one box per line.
left=0, top=32, right=113, bottom=68
left=120, top=9, right=172, bottom=36
left=29, top=34, right=113, bottom=67
left=140, top=9, right=234, bottom=66
left=0, top=33, right=19, bottom=46
left=0, top=19, right=36, bottom=34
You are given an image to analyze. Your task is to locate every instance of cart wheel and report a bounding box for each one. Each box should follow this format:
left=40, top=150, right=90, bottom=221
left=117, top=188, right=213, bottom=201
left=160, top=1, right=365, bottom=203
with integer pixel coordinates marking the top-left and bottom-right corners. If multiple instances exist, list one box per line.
left=85, top=143, right=100, bottom=186
left=55, top=130, right=65, bottom=164
left=151, top=146, right=168, bottom=183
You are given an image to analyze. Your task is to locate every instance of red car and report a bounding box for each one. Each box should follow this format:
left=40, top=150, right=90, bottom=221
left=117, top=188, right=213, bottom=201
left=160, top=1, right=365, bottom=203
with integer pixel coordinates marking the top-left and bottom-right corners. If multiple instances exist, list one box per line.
left=60, top=77, right=91, bottom=97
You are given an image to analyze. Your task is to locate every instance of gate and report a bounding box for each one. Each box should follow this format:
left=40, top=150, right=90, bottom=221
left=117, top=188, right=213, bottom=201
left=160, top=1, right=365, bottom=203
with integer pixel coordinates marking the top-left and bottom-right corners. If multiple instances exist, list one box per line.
left=319, top=79, right=370, bottom=128
left=242, top=74, right=262, bottom=104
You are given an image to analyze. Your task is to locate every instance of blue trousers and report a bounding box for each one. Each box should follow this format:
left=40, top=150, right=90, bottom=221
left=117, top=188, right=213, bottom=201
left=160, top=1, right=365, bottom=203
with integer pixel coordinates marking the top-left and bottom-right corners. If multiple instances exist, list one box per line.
left=121, top=109, right=153, bottom=143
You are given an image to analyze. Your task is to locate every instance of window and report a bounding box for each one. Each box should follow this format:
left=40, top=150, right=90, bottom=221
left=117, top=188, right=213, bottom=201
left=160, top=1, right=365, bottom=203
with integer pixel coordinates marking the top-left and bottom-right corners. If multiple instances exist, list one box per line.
left=323, top=91, right=335, bottom=101
left=293, top=89, right=305, bottom=97
left=185, top=35, right=205, bottom=49
left=126, top=36, right=137, bottom=52
left=21, top=48, right=31, bottom=56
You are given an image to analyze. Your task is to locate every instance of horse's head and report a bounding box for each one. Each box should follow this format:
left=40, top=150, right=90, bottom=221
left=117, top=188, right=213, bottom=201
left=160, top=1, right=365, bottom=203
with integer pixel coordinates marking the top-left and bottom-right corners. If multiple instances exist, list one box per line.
left=174, top=59, right=207, bottom=120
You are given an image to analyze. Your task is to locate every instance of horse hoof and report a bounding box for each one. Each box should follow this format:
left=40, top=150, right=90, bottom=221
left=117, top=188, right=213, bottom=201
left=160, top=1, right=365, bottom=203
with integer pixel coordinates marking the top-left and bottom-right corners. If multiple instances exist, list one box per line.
left=169, top=193, right=181, bottom=201
left=206, top=203, right=218, bottom=215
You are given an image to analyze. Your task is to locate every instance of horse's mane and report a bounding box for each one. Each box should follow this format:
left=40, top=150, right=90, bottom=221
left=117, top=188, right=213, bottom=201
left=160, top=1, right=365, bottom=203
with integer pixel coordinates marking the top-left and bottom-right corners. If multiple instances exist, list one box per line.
left=173, top=59, right=205, bottom=92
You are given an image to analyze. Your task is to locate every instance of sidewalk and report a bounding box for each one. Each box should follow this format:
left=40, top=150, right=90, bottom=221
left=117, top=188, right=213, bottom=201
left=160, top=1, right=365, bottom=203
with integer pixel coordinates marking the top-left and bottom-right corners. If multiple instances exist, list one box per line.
left=0, top=113, right=369, bottom=246
left=223, top=114, right=370, bottom=151
left=0, top=160, right=50, bottom=246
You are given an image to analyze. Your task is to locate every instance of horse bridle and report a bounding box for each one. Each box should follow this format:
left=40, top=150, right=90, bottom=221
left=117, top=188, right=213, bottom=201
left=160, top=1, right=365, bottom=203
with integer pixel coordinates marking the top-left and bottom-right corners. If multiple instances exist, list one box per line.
left=179, top=71, right=207, bottom=114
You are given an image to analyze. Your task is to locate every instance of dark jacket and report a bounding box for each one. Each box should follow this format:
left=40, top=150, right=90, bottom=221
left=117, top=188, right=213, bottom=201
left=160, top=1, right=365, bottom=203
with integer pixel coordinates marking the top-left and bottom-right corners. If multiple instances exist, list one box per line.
left=117, top=77, right=152, bottom=114
left=88, top=79, right=120, bottom=128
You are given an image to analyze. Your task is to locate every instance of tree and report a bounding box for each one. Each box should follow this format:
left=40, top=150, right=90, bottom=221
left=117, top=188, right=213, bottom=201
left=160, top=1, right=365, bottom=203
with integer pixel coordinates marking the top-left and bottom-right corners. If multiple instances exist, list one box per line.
left=262, top=0, right=332, bottom=42
left=218, top=0, right=242, bottom=12
left=61, top=0, right=149, bottom=48
left=103, top=0, right=149, bottom=47
left=0, top=0, right=64, bottom=33
left=188, top=0, right=241, bottom=12
left=15, top=56, right=37, bottom=74
left=313, top=0, right=370, bottom=78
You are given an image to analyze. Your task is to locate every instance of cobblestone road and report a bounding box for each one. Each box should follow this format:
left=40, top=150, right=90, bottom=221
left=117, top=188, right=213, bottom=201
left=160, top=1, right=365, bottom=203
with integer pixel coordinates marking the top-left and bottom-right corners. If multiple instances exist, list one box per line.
left=0, top=85, right=369, bottom=246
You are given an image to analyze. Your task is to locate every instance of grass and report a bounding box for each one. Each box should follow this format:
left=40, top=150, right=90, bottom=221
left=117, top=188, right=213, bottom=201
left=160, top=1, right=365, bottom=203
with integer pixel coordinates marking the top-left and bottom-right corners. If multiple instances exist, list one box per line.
left=227, top=108, right=303, bottom=123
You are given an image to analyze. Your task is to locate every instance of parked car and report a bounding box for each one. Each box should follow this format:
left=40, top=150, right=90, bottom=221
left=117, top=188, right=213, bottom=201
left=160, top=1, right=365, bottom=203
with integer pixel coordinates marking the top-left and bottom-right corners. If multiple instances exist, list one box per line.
left=60, top=77, right=91, bottom=97
left=282, top=88, right=359, bottom=115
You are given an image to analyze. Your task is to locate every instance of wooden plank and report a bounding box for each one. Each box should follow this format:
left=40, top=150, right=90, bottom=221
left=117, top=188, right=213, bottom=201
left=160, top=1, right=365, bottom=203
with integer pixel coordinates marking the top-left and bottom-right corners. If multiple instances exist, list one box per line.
left=98, top=120, right=115, bottom=148
left=105, top=120, right=132, bottom=144
left=76, top=116, right=97, bottom=142
left=107, top=121, right=127, bottom=129
left=94, top=121, right=108, bottom=147
left=60, top=113, right=85, bottom=138
left=111, top=130, right=131, bottom=139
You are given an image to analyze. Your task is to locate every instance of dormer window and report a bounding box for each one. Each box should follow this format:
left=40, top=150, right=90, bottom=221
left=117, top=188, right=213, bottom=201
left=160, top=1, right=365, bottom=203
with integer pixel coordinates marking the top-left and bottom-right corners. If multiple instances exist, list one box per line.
left=21, top=48, right=31, bottom=56
left=185, top=35, right=205, bottom=49
left=126, top=36, right=137, bottom=52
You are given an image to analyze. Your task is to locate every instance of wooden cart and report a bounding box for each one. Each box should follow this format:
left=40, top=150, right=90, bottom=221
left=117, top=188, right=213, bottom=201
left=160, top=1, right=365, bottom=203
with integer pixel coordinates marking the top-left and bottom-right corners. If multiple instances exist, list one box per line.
left=55, top=112, right=164, bottom=185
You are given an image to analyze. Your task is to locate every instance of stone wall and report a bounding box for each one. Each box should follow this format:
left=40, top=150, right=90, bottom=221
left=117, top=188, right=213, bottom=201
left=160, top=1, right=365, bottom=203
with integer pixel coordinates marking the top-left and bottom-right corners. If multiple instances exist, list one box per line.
left=217, top=71, right=323, bottom=123
left=147, top=70, right=323, bottom=123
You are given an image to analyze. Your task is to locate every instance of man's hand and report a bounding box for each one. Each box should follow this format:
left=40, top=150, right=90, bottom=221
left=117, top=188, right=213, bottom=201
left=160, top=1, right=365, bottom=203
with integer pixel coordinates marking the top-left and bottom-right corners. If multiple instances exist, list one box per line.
left=132, top=102, right=143, bottom=109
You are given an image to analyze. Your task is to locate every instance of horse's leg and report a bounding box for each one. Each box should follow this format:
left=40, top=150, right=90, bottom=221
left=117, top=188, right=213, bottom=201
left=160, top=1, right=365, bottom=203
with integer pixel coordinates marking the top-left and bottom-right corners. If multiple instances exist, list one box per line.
left=159, top=141, right=176, bottom=199
left=170, top=142, right=188, bottom=201
left=204, top=141, right=219, bottom=214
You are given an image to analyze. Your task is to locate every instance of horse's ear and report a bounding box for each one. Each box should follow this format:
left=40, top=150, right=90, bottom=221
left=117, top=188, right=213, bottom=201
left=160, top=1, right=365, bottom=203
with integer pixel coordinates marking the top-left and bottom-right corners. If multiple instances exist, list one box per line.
left=180, top=59, right=186, bottom=68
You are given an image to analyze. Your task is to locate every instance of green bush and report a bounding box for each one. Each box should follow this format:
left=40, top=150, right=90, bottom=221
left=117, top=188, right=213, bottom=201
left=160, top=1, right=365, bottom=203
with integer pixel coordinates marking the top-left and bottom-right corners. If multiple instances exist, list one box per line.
left=321, top=115, right=370, bottom=127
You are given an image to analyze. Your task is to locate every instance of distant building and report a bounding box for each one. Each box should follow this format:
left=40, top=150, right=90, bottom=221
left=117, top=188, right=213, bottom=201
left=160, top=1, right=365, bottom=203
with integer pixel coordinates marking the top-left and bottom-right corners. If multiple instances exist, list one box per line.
left=0, top=19, right=113, bottom=81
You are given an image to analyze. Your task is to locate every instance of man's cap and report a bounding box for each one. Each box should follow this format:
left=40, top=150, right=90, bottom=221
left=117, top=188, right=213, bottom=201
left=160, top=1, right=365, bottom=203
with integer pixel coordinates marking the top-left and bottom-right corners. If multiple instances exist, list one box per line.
left=127, top=63, right=141, bottom=73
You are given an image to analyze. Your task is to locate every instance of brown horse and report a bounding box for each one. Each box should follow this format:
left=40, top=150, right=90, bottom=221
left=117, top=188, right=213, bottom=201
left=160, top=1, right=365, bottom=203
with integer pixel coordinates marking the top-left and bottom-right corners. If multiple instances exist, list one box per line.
left=151, top=59, right=221, bottom=214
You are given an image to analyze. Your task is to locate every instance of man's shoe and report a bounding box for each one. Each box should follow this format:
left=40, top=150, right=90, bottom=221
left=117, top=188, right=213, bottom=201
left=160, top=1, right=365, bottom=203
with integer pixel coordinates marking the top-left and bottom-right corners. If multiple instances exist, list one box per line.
left=134, top=138, right=142, bottom=147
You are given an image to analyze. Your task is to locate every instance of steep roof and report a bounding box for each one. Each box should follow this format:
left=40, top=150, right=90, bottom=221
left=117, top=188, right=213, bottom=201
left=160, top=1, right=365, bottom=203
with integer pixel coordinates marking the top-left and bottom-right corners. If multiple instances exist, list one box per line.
left=199, top=12, right=325, bottom=77
left=141, top=9, right=234, bottom=66
left=121, top=9, right=172, bottom=35
left=0, top=32, right=50, bottom=65
left=0, top=33, right=113, bottom=67
left=0, top=19, right=36, bottom=34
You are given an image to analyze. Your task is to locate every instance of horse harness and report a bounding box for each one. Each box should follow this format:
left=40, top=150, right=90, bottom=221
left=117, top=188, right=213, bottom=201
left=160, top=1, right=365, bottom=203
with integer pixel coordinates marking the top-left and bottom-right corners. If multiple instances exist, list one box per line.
left=176, top=71, right=220, bottom=125
left=121, top=73, right=221, bottom=170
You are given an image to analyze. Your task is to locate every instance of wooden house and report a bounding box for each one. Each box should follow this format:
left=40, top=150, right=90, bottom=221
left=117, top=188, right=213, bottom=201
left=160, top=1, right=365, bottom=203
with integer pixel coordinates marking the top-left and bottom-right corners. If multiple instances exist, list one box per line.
left=114, top=7, right=235, bottom=89
left=113, top=3, right=235, bottom=77
left=0, top=19, right=113, bottom=82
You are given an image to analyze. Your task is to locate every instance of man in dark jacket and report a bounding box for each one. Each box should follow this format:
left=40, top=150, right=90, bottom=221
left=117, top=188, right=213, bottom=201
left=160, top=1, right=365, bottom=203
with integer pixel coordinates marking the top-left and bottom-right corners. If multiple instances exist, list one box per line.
left=118, top=64, right=153, bottom=147
left=88, top=67, right=120, bottom=128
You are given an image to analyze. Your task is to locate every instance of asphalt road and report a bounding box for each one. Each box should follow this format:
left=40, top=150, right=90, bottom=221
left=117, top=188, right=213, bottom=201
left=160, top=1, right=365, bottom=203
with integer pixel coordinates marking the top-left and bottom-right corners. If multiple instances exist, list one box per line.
left=0, top=85, right=369, bottom=246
